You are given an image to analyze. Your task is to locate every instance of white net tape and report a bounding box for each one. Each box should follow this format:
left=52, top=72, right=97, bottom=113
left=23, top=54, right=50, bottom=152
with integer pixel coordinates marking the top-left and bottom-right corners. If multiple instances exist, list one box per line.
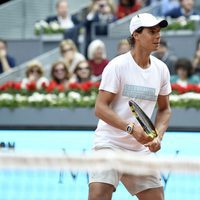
left=1, top=151, right=200, bottom=175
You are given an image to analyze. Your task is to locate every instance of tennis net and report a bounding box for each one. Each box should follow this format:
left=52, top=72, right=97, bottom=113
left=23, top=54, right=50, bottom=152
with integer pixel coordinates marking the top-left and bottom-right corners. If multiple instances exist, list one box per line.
left=0, top=151, right=200, bottom=200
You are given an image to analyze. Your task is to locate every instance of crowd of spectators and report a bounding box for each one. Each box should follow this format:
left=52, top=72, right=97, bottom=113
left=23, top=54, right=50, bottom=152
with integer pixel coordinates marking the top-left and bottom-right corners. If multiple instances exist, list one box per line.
left=0, top=0, right=200, bottom=91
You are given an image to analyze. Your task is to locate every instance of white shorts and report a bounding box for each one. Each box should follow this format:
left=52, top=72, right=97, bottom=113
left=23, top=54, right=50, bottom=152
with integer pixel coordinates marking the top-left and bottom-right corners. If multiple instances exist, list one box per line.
left=89, top=147, right=163, bottom=196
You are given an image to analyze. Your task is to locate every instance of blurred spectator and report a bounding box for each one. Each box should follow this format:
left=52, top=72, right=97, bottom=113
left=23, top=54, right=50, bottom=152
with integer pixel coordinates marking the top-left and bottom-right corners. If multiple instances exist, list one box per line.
left=117, top=39, right=131, bottom=55
left=48, top=60, right=70, bottom=91
left=192, top=38, right=200, bottom=74
left=69, top=60, right=97, bottom=83
left=88, top=39, right=109, bottom=78
left=153, top=39, right=177, bottom=75
left=45, top=0, right=82, bottom=45
left=59, top=39, right=85, bottom=74
left=143, top=0, right=179, bottom=16
left=116, top=0, right=141, bottom=19
left=87, top=0, right=116, bottom=20
left=164, top=0, right=199, bottom=19
left=46, top=0, right=79, bottom=29
left=170, top=58, right=200, bottom=86
left=161, top=0, right=179, bottom=16
left=86, top=0, right=116, bottom=46
left=0, top=39, right=16, bottom=74
left=21, top=60, right=49, bottom=90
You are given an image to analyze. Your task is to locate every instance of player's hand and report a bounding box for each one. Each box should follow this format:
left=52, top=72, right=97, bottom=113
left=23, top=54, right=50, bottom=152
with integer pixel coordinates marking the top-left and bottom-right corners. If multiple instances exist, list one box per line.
left=144, top=136, right=161, bottom=152
left=131, top=124, right=153, bottom=144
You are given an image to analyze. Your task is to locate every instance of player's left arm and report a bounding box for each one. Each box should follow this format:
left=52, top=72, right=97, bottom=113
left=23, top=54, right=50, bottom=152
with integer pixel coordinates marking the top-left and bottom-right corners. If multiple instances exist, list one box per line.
left=145, top=94, right=171, bottom=152
left=155, top=94, right=171, bottom=141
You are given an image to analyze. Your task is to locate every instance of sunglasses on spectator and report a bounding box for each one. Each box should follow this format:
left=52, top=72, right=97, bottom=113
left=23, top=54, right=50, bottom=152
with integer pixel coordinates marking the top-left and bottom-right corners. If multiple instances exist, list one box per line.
left=30, top=69, right=41, bottom=73
left=99, top=3, right=107, bottom=8
left=77, top=66, right=90, bottom=71
left=62, top=47, right=73, bottom=53
left=54, top=68, right=65, bottom=73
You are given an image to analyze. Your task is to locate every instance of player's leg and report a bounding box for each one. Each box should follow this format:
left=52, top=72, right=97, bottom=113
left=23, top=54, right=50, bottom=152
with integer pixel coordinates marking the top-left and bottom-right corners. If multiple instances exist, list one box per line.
left=88, top=182, right=115, bottom=200
left=136, top=187, right=164, bottom=200
left=88, top=148, right=121, bottom=200
left=121, top=169, right=163, bottom=199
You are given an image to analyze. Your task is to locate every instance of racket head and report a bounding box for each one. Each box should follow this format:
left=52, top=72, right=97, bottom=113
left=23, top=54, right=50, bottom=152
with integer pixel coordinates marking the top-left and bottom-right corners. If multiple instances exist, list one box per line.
left=129, top=100, right=157, bottom=138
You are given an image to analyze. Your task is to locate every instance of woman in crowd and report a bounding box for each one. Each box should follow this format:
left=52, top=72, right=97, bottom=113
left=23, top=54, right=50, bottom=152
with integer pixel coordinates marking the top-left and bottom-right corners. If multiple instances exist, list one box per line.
left=69, top=60, right=97, bottom=83
left=171, top=58, right=200, bottom=86
left=48, top=60, right=70, bottom=91
left=21, top=60, right=49, bottom=89
left=87, top=39, right=109, bottom=78
left=59, top=39, right=85, bottom=74
left=117, top=39, right=131, bottom=55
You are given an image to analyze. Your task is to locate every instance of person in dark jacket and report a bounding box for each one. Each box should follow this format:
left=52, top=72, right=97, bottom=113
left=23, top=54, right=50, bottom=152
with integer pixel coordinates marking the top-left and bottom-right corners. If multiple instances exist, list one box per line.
left=45, top=0, right=82, bottom=47
left=0, top=39, right=16, bottom=74
left=165, top=0, right=199, bottom=19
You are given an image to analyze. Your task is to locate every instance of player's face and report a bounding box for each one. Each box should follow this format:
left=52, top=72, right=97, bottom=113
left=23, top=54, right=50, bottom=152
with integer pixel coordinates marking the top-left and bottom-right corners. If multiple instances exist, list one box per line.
left=136, top=26, right=161, bottom=52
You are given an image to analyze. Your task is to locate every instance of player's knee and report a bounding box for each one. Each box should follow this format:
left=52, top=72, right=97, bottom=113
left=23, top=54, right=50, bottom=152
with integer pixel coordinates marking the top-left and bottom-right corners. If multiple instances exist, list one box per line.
left=88, top=191, right=112, bottom=200
left=88, top=183, right=114, bottom=200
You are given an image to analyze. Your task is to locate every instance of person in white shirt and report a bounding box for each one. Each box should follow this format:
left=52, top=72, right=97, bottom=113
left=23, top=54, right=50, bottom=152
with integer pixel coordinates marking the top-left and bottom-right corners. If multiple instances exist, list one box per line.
left=89, top=13, right=172, bottom=200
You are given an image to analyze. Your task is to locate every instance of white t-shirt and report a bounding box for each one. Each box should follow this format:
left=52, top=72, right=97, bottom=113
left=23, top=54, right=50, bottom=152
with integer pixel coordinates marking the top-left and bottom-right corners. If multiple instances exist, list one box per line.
left=94, top=51, right=171, bottom=151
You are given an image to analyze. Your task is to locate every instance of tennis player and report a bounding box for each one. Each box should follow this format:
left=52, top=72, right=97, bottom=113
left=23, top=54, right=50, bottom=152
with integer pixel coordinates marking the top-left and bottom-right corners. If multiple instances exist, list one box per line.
left=89, top=13, right=171, bottom=200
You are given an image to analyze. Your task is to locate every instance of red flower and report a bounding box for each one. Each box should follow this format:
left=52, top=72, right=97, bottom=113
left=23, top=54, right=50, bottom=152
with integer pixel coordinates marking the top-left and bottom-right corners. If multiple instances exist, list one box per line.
left=79, top=82, right=91, bottom=92
left=46, top=81, right=64, bottom=92
left=41, top=81, right=48, bottom=89
left=46, top=81, right=57, bottom=92
left=13, top=82, right=21, bottom=90
left=69, top=82, right=80, bottom=90
left=171, top=83, right=200, bottom=94
left=90, top=81, right=100, bottom=89
left=26, top=82, right=36, bottom=91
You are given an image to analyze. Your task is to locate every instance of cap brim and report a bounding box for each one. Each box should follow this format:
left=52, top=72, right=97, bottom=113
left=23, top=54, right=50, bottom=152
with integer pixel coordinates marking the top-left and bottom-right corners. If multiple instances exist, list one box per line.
left=158, top=20, right=168, bottom=28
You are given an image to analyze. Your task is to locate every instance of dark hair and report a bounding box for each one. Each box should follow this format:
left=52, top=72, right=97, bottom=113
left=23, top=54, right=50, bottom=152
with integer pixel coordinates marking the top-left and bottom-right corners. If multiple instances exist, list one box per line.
left=127, top=27, right=144, bottom=47
left=74, top=60, right=92, bottom=83
left=51, top=60, right=70, bottom=83
left=175, top=58, right=193, bottom=77
left=0, top=38, right=7, bottom=47
left=120, top=0, right=136, bottom=7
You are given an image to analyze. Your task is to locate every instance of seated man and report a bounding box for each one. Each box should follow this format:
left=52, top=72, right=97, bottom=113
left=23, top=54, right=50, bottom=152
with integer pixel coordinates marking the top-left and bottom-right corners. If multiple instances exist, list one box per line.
left=0, top=39, right=16, bottom=74
left=153, top=39, right=177, bottom=75
left=46, top=0, right=82, bottom=48
left=45, top=0, right=79, bottom=29
left=165, top=0, right=199, bottom=19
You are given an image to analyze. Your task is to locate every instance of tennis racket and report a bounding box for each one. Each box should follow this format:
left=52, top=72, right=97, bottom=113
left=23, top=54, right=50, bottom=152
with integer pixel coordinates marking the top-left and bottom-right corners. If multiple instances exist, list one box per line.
left=129, top=100, right=157, bottom=139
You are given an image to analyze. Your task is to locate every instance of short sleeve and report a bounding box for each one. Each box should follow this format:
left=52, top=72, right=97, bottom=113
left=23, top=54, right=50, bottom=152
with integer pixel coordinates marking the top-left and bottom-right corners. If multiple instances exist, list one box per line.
left=159, top=65, right=172, bottom=95
left=99, top=60, right=120, bottom=94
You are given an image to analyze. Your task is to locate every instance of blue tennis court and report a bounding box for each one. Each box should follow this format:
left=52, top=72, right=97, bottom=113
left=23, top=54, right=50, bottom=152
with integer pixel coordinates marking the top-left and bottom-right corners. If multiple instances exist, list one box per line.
left=0, top=130, right=200, bottom=200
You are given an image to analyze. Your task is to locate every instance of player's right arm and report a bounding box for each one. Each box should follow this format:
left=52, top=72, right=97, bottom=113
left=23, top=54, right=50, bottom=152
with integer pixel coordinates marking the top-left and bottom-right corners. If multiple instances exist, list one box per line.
left=95, top=90, right=153, bottom=144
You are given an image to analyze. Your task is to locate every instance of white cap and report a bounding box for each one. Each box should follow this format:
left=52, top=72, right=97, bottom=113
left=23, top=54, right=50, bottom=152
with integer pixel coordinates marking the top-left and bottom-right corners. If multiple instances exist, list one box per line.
left=129, top=13, right=168, bottom=35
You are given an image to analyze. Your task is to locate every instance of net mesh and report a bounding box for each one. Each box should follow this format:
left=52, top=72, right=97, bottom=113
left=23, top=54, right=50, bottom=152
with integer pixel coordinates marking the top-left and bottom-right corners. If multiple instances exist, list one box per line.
left=0, top=151, right=200, bottom=200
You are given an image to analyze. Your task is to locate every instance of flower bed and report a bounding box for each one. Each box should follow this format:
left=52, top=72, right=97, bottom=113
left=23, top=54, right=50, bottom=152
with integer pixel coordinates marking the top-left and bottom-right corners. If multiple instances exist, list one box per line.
left=170, top=83, right=200, bottom=109
left=0, top=81, right=99, bottom=108
left=0, top=81, right=200, bottom=109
